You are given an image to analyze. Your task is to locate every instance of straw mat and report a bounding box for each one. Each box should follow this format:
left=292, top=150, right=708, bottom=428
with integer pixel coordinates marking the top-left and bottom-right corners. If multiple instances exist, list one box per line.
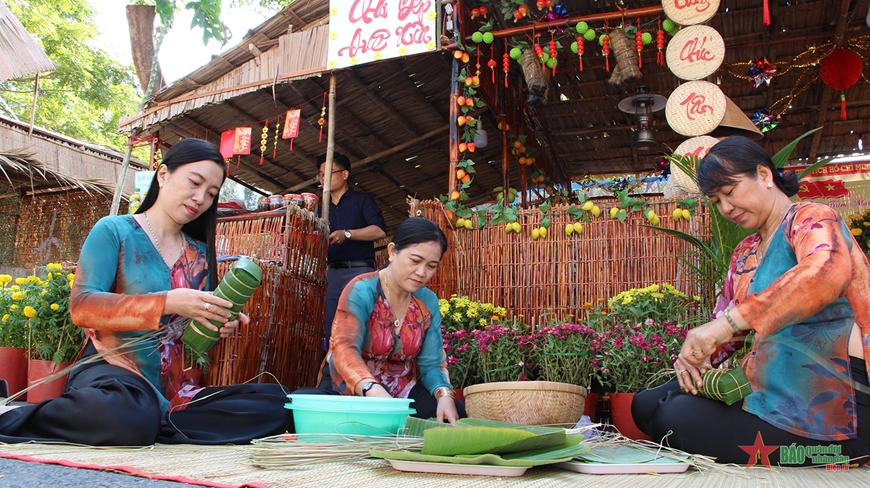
left=1, top=442, right=868, bottom=487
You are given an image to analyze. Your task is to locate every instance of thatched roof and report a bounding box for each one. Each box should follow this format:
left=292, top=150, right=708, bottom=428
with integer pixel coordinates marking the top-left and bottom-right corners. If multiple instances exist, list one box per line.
left=0, top=114, right=147, bottom=196
left=0, top=148, right=114, bottom=196
left=118, top=0, right=870, bottom=232
left=0, top=0, right=55, bottom=82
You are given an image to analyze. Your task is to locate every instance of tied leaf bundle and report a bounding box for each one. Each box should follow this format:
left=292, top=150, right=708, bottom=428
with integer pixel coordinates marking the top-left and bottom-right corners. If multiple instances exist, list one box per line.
left=684, top=367, right=752, bottom=405
left=182, top=258, right=263, bottom=353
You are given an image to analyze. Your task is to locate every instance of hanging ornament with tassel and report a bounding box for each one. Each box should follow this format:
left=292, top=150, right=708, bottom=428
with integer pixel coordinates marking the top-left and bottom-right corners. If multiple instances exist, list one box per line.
left=819, top=49, right=864, bottom=121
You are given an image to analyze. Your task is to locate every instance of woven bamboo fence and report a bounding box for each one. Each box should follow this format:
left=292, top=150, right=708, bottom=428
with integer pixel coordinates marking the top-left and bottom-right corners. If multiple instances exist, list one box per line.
left=414, top=197, right=712, bottom=326
left=206, top=205, right=329, bottom=390
left=0, top=188, right=117, bottom=270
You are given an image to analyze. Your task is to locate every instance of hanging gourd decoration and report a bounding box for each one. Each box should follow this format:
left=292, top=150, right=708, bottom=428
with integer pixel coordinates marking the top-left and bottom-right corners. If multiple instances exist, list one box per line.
left=549, top=36, right=558, bottom=76
left=182, top=258, right=263, bottom=353
left=573, top=35, right=584, bottom=71
left=656, top=18, right=666, bottom=66
left=259, top=121, right=269, bottom=165
left=819, top=49, right=864, bottom=121
left=635, top=20, right=643, bottom=69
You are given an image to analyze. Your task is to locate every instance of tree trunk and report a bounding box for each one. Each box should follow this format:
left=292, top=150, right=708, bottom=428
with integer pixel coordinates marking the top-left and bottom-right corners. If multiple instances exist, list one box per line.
left=126, top=5, right=165, bottom=97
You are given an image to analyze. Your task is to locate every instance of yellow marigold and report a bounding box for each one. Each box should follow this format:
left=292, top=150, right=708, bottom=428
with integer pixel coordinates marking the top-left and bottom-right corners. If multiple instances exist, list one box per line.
left=10, top=304, right=19, bottom=311
left=0, top=274, right=11, bottom=285
left=50, top=303, right=59, bottom=311
left=46, top=263, right=63, bottom=272
left=11, top=291, right=23, bottom=300
left=15, top=277, right=26, bottom=285
left=852, top=228, right=863, bottom=236
left=47, top=272, right=53, bottom=280
left=67, top=273, right=75, bottom=281
left=23, top=306, right=37, bottom=318
left=9, top=285, right=19, bottom=291
left=864, top=222, right=870, bottom=227
left=1, top=314, right=7, bottom=322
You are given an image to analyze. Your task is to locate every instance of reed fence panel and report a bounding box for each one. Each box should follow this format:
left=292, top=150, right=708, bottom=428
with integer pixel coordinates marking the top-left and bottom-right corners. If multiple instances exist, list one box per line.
left=207, top=206, right=329, bottom=390
left=417, top=198, right=712, bottom=326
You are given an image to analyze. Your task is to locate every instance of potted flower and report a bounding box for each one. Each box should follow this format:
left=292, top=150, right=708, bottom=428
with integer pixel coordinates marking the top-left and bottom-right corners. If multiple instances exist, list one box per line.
left=595, top=319, right=687, bottom=439
left=0, top=275, right=28, bottom=397
left=439, top=295, right=507, bottom=394
left=14, top=264, right=84, bottom=403
left=529, top=322, right=601, bottom=419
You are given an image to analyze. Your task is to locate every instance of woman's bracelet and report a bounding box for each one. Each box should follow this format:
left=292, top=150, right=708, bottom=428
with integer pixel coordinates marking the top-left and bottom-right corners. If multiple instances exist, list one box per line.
left=723, top=308, right=741, bottom=334
left=433, top=386, right=456, bottom=401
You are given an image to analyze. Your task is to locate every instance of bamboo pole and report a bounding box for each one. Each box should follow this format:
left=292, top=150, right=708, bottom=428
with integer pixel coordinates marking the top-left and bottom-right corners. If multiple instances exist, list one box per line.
left=321, top=73, right=337, bottom=223
left=27, top=73, right=39, bottom=140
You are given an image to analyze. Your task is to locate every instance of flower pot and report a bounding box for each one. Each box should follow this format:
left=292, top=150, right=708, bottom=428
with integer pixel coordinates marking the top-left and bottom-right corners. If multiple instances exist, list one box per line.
left=0, top=346, right=28, bottom=398
left=27, top=359, right=72, bottom=404
left=583, top=392, right=600, bottom=422
left=464, top=381, right=586, bottom=426
left=608, top=392, right=649, bottom=441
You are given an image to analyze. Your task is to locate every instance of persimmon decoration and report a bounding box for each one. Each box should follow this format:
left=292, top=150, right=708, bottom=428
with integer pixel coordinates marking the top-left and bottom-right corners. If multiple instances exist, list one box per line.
left=819, top=49, right=864, bottom=121
left=656, top=19, right=665, bottom=66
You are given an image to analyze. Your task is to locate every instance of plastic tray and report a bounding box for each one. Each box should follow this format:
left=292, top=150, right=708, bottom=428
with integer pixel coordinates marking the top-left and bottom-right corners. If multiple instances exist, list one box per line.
left=386, top=460, right=528, bottom=477
left=555, top=460, right=690, bottom=474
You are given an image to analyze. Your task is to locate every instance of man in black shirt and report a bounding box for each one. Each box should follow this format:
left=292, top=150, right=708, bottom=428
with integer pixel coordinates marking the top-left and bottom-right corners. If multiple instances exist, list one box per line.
left=318, top=152, right=386, bottom=352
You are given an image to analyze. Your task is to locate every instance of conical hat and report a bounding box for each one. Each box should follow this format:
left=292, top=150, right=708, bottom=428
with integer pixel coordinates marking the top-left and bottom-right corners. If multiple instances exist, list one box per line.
left=670, top=136, right=721, bottom=193
left=710, top=95, right=764, bottom=140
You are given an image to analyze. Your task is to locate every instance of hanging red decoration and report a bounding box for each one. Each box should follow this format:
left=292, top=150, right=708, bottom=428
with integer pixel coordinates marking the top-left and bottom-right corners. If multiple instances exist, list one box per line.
left=488, top=44, right=497, bottom=83
left=763, top=0, right=770, bottom=26
left=635, top=19, right=643, bottom=69
left=577, top=35, right=584, bottom=72
left=819, top=49, right=864, bottom=121
left=534, top=41, right=545, bottom=72
left=318, top=93, right=327, bottom=142
left=503, top=52, right=510, bottom=87
left=602, top=35, right=610, bottom=72
left=549, top=35, right=557, bottom=76
left=656, top=18, right=665, bottom=67
left=282, top=108, right=301, bottom=150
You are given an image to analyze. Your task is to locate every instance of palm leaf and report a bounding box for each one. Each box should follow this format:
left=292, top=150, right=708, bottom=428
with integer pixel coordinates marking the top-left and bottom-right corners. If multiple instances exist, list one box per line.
left=771, top=127, right=821, bottom=168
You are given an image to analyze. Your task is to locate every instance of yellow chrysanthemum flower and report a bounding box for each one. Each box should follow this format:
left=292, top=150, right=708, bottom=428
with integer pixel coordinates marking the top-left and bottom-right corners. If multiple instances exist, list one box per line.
left=852, top=227, right=863, bottom=236
left=1, top=314, right=7, bottom=322
left=67, top=273, right=75, bottom=281
left=47, top=263, right=63, bottom=272
left=10, top=304, right=19, bottom=311
left=15, top=278, right=26, bottom=285
left=23, top=306, right=37, bottom=318
left=479, top=318, right=487, bottom=326
left=9, top=285, right=19, bottom=291
left=0, top=274, right=11, bottom=285
left=11, top=292, right=23, bottom=300
left=50, top=303, right=59, bottom=311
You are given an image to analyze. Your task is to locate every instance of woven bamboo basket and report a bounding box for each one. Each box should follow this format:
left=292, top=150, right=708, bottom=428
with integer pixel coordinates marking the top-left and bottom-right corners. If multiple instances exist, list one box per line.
left=463, top=381, right=587, bottom=426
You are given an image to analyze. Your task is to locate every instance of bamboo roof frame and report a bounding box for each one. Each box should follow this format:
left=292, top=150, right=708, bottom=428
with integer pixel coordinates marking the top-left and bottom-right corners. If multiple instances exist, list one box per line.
left=117, top=0, right=870, bottom=233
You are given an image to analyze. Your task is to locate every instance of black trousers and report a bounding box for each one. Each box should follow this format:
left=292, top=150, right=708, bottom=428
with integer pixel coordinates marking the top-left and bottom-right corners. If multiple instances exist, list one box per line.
left=631, top=357, right=870, bottom=465
left=0, top=358, right=292, bottom=446
left=291, top=383, right=466, bottom=432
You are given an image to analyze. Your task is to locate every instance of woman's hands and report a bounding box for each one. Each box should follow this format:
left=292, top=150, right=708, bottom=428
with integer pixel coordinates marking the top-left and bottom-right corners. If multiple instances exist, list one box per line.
left=677, top=308, right=748, bottom=394
left=437, top=397, right=460, bottom=424
left=164, top=288, right=243, bottom=336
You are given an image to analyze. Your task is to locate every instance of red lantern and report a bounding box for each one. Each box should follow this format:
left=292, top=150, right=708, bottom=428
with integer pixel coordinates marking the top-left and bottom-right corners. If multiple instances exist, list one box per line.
left=819, top=49, right=864, bottom=121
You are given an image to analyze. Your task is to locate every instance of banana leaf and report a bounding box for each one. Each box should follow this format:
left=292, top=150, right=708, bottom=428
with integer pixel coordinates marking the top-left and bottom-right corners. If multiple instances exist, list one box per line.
left=422, top=426, right=567, bottom=455
left=370, top=434, right=589, bottom=467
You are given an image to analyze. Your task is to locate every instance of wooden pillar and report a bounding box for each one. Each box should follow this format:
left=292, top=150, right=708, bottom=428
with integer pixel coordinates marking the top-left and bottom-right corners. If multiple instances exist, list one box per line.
left=322, top=73, right=338, bottom=223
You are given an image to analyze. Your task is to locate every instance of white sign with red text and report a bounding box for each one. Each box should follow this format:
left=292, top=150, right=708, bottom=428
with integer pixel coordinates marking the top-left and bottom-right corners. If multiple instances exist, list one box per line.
left=327, top=0, right=439, bottom=70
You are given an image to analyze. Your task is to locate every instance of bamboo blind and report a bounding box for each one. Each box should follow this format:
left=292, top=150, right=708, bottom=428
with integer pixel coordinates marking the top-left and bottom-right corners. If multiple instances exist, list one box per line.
left=418, top=197, right=712, bottom=326
left=207, top=206, right=329, bottom=389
